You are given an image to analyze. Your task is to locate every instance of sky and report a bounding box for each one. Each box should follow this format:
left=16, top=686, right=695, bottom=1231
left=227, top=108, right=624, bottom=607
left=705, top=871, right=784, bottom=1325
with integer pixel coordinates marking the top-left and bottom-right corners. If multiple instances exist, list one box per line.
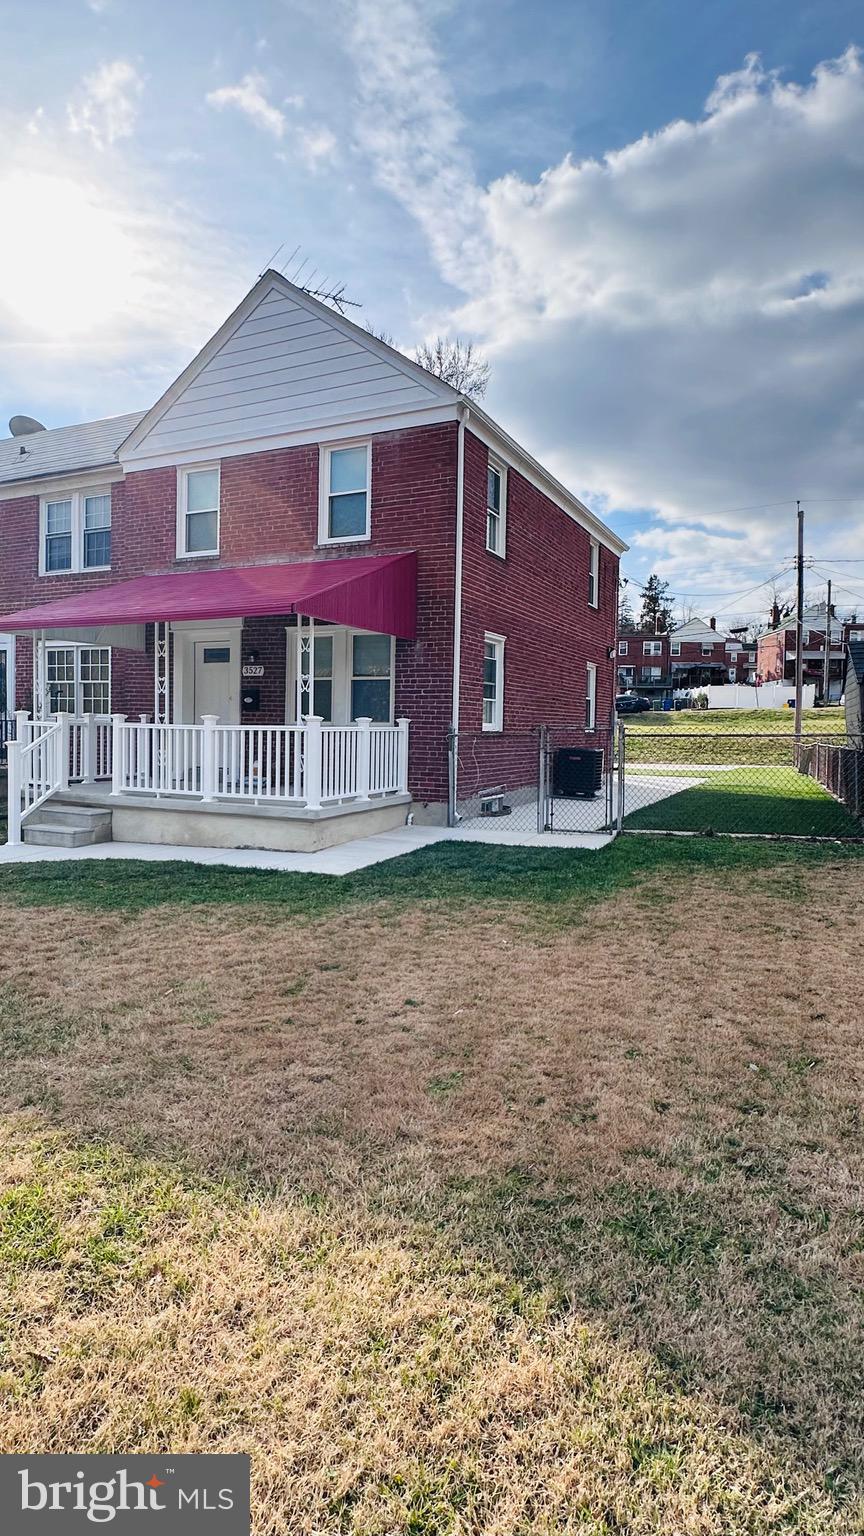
left=1, top=0, right=863, bottom=628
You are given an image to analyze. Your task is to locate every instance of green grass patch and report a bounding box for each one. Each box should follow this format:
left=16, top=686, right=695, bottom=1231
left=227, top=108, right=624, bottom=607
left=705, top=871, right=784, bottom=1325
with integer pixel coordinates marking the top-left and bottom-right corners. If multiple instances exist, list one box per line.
left=626, top=708, right=847, bottom=735
left=0, top=836, right=862, bottom=920
left=623, top=766, right=861, bottom=837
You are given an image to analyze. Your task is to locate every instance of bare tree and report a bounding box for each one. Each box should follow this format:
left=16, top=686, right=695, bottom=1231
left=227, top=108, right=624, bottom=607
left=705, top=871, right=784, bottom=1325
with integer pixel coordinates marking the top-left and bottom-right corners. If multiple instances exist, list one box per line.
left=413, top=337, right=490, bottom=399
left=364, top=320, right=395, bottom=347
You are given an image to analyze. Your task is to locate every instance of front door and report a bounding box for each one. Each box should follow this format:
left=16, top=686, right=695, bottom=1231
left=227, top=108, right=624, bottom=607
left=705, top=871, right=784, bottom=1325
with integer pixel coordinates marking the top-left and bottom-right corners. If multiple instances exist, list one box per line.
left=193, top=639, right=239, bottom=723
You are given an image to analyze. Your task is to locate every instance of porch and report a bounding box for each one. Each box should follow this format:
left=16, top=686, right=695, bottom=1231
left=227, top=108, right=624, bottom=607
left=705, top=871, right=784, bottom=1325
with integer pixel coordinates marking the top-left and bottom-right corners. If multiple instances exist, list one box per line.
left=2, top=554, right=417, bottom=853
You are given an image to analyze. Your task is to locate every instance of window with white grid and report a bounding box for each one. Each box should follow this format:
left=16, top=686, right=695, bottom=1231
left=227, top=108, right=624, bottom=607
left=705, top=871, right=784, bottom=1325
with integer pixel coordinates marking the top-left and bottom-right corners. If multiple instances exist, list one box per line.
left=41, top=491, right=112, bottom=574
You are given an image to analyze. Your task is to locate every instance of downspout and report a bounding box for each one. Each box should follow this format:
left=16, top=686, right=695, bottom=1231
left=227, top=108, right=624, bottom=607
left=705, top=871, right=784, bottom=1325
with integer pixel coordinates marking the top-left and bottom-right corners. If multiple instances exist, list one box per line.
left=449, top=402, right=468, bottom=825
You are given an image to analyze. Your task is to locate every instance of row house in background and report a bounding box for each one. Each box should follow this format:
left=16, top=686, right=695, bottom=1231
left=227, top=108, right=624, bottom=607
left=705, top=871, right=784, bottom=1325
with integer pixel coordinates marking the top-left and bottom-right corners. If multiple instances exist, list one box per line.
left=756, top=602, right=847, bottom=702
left=617, top=615, right=756, bottom=701
left=0, top=269, right=625, bottom=851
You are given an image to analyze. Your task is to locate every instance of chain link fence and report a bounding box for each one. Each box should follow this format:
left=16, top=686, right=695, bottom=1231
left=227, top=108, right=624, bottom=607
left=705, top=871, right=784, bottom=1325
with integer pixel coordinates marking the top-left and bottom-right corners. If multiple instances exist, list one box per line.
left=450, top=725, right=615, bottom=834
left=619, top=729, right=863, bottom=840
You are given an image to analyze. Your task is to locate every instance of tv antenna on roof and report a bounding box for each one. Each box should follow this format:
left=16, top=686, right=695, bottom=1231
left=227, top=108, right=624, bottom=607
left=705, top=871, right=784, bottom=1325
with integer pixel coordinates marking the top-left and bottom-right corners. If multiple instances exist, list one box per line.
left=258, top=242, right=360, bottom=315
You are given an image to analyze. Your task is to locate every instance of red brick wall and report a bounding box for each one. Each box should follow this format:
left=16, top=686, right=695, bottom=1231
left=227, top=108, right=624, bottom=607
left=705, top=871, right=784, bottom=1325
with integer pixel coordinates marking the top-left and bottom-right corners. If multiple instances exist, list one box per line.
left=757, top=633, right=786, bottom=683
left=458, top=430, right=618, bottom=736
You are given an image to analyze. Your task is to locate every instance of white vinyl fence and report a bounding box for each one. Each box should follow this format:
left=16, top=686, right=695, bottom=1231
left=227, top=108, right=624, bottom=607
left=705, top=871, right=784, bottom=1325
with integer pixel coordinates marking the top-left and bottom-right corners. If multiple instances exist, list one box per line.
left=700, top=683, right=817, bottom=711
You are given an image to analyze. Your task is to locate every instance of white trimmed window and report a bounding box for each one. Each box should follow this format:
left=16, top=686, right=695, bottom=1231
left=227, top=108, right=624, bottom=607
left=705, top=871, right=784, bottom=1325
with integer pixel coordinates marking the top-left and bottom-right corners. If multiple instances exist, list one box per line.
left=319, top=441, right=371, bottom=544
left=701, top=642, right=713, bottom=656
left=46, top=645, right=111, bottom=715
left=643, top=639, right=662, bottom=656
left=486, top=458, right=507, bottom=556
left=618, top=639, right=628, bottom=655
left=588, top=541, right=599, bottom=607
left=670, top=639, right=681, bottom=656
left=482, top=633, right=505, bottom=731
left=41, top=490, right=112, bottom=574
left=351, top=633, right=393, bottom=722
left=585, top=662, right=597, bottom=730
left=178, top=466, right=220, bottom=557
left=618, top=666, right=635, bottom=684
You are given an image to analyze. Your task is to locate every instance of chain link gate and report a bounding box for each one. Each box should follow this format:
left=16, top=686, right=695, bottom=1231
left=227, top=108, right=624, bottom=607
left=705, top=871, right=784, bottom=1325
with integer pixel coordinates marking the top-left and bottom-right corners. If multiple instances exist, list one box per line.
left=449, top=725, right=617, bottom=834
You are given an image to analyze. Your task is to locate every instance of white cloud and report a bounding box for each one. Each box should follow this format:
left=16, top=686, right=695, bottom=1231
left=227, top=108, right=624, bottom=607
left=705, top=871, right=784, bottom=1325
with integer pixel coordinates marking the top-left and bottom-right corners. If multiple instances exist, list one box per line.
left=297, top=125, right=338, bottom=168
left=347, top=6, right=864, bottom=588
left=67, top=59, right=143, bottom=149
left=206, top=73, right=286, bottom=138
left=0, top=110, right=245, bottom=421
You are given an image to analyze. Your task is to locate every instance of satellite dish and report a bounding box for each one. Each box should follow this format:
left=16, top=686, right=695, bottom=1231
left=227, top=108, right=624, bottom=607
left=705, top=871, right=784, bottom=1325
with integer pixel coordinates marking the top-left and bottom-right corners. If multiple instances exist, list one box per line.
left=9, top=415, right=46, bottom=437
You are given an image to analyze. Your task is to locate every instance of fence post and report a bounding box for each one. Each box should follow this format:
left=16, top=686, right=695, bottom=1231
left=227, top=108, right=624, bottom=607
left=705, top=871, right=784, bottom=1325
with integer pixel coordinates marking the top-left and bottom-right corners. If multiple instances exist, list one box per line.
left=447, top=726, right=458, bottom=827
left=355, top=717, right=372, bottom=800
left=6, top=736, right=22, bottom=845
left=304, top=715, right=323, bottom=810
left=537, top=726, right=547, bottom=833
left=200, top=715, right=218, bottom=802
left=80, top=713, right=96, bottom=784
left=55, top=712, right=71, bottom=792
left=616, top=720, right=626, bottom=832
left=396, top=717, right=410, bottom=794
left=110, top=715, right=126, bottom=796
left=15, top=709, right=31, bottom=751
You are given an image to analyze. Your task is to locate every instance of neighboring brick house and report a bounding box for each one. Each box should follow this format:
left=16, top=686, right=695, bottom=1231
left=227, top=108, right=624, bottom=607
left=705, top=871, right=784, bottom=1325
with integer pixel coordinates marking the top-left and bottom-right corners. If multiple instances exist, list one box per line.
left=0, top=269, right=625, bottom=850
left=756, top=602, right=846, bottom=702
left=616, top=627, right=670, bottom=699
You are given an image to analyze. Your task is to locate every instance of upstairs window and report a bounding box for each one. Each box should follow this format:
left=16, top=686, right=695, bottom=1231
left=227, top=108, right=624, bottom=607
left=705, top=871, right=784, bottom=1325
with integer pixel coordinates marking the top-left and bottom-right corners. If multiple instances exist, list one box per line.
left=588, top=541, right=599, bottom=607
left=670, top=639, right=681, bottom=656
left=41, top=490, right=112, bottom=574
left=643, top=639, right=662, bottom=656
left=482, top=633, right=505, bottom=731
left=179, top=466, right=219, bottom=557
left=701, top=642, right=713, bottom=656
left=486, top=458, right=507, bottom=556
left=320, top=442, right=371, bottom=543
left=618, top=639, right=628, bottom=655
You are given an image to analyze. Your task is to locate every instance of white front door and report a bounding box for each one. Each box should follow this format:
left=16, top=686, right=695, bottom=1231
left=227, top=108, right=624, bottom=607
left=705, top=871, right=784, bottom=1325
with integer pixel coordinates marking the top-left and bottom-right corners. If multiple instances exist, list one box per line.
left=193, top=639, right=239, bottom=723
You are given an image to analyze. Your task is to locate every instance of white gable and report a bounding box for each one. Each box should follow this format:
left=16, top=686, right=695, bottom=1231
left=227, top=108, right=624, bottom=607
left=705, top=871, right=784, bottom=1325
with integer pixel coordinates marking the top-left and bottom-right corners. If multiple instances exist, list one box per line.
left=673, top=617, right=724, bottom=643
left=121, top=273, right=455, bottom=465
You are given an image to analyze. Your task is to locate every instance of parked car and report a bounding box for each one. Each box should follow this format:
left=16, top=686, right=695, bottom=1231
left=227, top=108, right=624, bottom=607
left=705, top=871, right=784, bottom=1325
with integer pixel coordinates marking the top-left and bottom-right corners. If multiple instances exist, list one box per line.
left=615, top=692, right=652, bottom=714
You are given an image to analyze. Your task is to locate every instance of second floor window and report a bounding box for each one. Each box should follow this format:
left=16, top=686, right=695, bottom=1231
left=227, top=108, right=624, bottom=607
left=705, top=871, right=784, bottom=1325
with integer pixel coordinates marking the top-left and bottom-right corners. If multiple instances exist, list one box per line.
left=588, top=541, right=599, bottom=607
left=42, top=490, right=112, bottom=574
left=486, top=459, right=507, bottom=556
left=670, top=639, right=681, bottom=655
left=179, top=466, right=220, bottom=557
left=320, top=442, right=371, bottom=543
left=643, top=639, right=662, bottom=656
left=585, top=662, right=597, bottom=729
left=618, top=640, right=628, bottom=655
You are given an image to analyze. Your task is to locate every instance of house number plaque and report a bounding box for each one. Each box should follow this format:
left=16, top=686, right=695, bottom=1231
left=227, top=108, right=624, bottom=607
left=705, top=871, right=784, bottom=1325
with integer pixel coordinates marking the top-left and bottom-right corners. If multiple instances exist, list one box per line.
left=242, top=664, right=265, bottom=678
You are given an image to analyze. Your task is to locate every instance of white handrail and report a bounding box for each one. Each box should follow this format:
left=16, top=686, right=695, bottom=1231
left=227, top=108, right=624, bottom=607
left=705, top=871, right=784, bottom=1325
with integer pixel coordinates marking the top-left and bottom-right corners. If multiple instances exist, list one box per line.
left=6, top=719, right=63, bottom=845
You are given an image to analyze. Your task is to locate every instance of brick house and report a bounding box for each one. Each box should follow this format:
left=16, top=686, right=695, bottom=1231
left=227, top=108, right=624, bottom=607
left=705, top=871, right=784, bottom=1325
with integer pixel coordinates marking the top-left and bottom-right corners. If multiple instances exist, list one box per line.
left=0, top=270, right=625, bottom=851
left=616, top=627, right=670, bottom=700
left=756, top=602, right=846, bottom=701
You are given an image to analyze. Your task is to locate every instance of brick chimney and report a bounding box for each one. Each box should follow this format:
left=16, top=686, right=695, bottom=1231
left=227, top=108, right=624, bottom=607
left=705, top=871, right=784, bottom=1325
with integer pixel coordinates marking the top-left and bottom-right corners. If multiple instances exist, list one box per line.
left=771, top=601, right=781, bottom=628
left=709, top=616, right=716, bottom=630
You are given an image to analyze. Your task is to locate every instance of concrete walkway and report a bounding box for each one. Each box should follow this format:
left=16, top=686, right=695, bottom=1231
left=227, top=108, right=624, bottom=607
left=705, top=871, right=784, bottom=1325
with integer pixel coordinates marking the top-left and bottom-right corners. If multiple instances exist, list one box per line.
left=0, top=822, right=613, bottom=877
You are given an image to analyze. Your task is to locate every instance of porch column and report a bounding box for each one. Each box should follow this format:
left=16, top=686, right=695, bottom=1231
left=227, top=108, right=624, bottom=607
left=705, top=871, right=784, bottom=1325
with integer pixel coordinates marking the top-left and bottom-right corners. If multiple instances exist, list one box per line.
left=33, top=632, right=47, bottom=720
left=303, top=715, right=323, bottom=810
left=154, top=621, right=170, bottom=724
left=111, top=715, right=127, bottom=796
left=296, top=613, right=315, bottom=720
left=397, top=717, right=410, bottom=794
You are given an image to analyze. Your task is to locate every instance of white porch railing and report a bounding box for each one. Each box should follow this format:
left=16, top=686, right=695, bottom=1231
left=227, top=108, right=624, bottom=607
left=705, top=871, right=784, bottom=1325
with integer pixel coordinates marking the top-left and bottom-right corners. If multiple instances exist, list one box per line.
left=5, top=712, right=410, bottom=842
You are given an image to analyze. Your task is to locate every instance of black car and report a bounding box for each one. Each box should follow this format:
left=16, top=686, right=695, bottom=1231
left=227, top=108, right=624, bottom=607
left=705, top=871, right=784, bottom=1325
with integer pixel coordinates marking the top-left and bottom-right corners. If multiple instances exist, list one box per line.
left=615, top=693, right=653, bottom=715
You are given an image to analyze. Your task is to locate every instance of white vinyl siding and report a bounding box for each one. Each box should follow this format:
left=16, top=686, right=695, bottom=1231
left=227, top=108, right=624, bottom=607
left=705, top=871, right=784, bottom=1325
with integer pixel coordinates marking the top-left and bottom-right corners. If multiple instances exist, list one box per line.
left=319, top=441, right=371, bottom=543
left=486, top=458, right=507, bottom=556
left=482, top=634, right=505, bottom=732
left=178, top=466, right=220, bottom=557
left=41, top=490, right=112, bottom=575
left=133, top=289, right=447, bottom=458
left=585, top=662, right=597, bottom=730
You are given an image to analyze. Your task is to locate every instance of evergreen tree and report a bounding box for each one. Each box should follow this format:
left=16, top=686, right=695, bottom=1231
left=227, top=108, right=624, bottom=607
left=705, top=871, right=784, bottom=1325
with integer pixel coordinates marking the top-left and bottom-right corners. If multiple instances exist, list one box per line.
left=638, top=573, right=675, bottom=632
left=618, top=583, right=635, bottom=631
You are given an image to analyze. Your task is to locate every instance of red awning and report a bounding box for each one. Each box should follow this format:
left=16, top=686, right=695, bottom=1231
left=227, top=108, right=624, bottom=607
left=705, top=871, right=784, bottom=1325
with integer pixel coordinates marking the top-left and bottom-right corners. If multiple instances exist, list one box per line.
left=0, top=552, right=417, bottom=640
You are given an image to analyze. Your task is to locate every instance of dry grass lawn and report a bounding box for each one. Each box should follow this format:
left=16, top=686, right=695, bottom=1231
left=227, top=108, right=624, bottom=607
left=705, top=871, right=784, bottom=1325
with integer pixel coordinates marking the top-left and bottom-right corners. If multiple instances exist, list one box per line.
left=1, top=854, right=863, bottom=1533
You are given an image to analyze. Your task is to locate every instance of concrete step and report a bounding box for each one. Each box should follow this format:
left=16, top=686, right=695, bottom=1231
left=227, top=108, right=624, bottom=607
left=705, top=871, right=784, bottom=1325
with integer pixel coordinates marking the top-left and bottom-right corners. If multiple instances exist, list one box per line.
left=33, top=806, right=113, bottom=833
left=22, top=824, right=106, bottom=848
left=22, top=805, right=112, bottom=848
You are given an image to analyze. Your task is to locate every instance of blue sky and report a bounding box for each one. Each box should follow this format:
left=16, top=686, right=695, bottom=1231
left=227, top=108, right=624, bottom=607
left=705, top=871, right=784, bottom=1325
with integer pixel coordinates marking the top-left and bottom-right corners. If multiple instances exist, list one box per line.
left=2, top=0, right=863, bottom=625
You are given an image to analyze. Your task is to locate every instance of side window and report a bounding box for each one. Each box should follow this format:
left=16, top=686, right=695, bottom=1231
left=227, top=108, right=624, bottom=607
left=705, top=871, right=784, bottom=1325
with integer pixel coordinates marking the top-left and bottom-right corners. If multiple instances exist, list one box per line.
left=585, top=662, right=597, bottom=729
left=45, top=500, right=73, bottom=572
left=321, top=443, right=371, bottom=543
left=486, top=459, right=507, bottom=556
left=482, top=634, right=505, bottom=731
left=83, top=494, right=111, bottom=569
left=588, top=541, right=599, bottom=607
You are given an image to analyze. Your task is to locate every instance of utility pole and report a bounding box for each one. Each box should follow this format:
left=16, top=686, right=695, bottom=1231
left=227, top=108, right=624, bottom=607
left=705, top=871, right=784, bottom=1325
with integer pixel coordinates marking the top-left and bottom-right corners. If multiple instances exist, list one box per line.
left=794, top=501, right=804, bottom=738
left=822, top=578, right=832, bottom=705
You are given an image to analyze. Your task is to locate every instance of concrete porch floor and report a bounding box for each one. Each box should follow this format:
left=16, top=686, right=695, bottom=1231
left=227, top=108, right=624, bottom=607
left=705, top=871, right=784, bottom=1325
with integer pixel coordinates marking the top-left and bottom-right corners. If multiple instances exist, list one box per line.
left=0, top=822, right=614, bottom=877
